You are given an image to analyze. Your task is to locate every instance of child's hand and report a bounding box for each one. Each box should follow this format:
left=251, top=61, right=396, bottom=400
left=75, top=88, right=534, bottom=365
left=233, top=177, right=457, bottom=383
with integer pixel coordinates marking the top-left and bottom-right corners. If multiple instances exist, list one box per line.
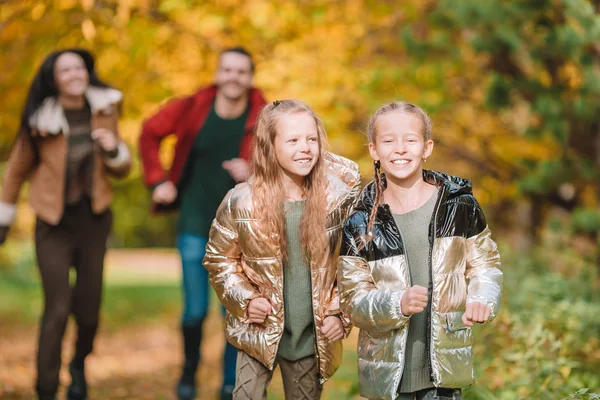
left=321, top=316, right=344, bottom=342
left=400, top=285, right=428, bottom=316
left=248, top=298, right=272, bottom=324
left=462, top=302, right=491, bottom=327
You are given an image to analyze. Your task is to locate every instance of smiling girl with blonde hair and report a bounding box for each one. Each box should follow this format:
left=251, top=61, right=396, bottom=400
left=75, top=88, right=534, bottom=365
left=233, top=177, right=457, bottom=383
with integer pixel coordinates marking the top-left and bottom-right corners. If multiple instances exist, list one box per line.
left=339, top=101, right=502, bottom=400
left=204, top=100, right=360, bottom=399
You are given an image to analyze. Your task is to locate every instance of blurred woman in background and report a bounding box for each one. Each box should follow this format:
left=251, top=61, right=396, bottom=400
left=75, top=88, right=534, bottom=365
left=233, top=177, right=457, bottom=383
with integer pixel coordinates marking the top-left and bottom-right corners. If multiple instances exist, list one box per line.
left=0, top=48, right=131, bottom=400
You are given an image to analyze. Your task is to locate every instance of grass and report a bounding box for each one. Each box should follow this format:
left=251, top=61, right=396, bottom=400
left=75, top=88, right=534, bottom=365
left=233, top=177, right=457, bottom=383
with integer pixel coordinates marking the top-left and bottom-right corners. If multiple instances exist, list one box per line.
left=0, top=270, right=181, bottom=332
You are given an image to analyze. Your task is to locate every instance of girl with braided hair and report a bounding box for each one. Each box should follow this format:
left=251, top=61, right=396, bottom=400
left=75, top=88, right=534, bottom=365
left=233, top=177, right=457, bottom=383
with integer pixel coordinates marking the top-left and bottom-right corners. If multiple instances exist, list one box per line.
left=338, top=101, right=503, bottom=400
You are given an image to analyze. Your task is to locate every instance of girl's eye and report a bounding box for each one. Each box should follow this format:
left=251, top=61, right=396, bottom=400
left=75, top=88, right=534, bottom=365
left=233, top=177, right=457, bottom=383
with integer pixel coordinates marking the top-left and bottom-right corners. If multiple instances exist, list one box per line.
left=383, top=140, right=393, bottom=144
left=309, top=137, right=318, bottom=142
left=288, top=139, right=297, bottom=143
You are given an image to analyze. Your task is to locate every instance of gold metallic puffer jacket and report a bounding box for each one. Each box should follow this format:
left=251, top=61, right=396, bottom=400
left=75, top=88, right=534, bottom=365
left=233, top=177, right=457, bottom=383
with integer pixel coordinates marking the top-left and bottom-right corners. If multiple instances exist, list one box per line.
left=203, top=152, right=360, bottom=381
left=339, top=171, right=502, bottom=399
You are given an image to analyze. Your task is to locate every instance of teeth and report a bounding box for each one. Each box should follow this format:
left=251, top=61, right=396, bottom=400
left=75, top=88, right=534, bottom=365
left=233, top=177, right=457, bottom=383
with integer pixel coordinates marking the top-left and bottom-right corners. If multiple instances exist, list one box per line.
left=295, top=159, right=311, bottom=163
left=391, top=160, right=410, bottom=165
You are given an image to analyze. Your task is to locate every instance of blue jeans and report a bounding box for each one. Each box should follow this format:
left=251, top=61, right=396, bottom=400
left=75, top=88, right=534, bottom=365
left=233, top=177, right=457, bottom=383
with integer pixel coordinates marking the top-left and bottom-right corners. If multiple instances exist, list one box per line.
left=177, top=233, right=237, bottom=388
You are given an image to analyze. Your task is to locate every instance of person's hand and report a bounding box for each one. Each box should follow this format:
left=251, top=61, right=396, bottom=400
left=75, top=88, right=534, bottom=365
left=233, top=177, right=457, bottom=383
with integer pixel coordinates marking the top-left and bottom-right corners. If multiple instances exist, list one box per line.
left=248, top=298, right=272, bottom=324
left=400, top=285, right=428, bottom=316
left=152, top=181, right=178, bottom=205
left=0, top=226, right=9, bottom=245
left=462, top=302, right=491, bottom=327
left=222, top=158, right=250, bottom=183
left=321, top=316, right=344, bottom=342
left=91, top=128, right=118, bottom=152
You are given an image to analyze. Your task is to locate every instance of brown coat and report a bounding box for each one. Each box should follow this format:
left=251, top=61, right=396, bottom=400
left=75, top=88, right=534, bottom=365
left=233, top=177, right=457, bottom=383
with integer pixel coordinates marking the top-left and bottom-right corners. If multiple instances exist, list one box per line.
left=0, top=87, right=131, bottom=226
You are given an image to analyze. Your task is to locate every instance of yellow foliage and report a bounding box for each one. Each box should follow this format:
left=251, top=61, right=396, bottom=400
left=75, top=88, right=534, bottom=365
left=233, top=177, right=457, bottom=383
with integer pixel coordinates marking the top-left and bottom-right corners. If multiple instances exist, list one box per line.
left=30, top=4, right=46, bottom=20
left=559, top=61, right=583, bottom=90
left=116, top=0, right=133, bottom=25
left=539, top=69, right=552, bottom=88
left=0, top=0, right=578, bottom=228
left=81, top=0, right=94, bottom=11
left=159, top=135, right=177, bottom=169
left=81, top=18, right=96, bottom=41
left=57, top=0, right=78, bottom=10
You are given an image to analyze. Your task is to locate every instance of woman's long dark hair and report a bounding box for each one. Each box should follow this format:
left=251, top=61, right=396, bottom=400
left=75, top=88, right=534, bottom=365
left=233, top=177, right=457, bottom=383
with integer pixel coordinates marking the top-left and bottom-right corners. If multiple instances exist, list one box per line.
left=19, top=48, right=111, bottom=136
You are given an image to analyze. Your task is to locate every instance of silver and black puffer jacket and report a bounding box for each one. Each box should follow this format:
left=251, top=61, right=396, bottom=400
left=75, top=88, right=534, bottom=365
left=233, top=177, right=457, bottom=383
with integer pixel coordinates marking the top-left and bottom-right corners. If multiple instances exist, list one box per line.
left=339, top=170, right=502, bottom=399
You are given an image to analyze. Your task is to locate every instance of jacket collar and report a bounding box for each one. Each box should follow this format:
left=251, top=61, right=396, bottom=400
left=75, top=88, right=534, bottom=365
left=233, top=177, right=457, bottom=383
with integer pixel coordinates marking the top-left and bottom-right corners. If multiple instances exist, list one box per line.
left=30, top=86, right=122, bottom=136
left=354, top=169, right=473, bottom=213
left=324, top=152, right=361, bottom=213
left=243, top=152, right=360, bottom=214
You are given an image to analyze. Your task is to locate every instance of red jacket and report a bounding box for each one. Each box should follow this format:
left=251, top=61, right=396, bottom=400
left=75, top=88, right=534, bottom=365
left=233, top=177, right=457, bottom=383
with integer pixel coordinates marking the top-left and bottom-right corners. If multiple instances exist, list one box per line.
left=139, top=85, right=267, bottom=189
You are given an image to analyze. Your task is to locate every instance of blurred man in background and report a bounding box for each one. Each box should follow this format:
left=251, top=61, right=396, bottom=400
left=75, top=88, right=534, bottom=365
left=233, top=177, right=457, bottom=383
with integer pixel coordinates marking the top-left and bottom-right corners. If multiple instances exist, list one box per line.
left=139, top=47, right=267, bottom=400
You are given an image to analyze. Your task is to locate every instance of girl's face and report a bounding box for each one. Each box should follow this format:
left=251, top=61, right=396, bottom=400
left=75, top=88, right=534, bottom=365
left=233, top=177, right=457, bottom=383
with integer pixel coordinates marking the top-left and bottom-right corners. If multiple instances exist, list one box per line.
left=369, top=110, right=433, bottom=183
left=54, top=52, right=89, bottom=98
left=273, top=112, right=320, bottom=185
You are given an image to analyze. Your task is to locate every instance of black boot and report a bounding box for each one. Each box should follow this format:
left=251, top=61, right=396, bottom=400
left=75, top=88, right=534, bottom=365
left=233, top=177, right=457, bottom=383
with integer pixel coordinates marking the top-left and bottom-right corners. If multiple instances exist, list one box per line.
left=176, top=322, right=203, bottom=400
left=36, top=378, right=57, bottom=400
left=67, top=359, right=87, bottom=400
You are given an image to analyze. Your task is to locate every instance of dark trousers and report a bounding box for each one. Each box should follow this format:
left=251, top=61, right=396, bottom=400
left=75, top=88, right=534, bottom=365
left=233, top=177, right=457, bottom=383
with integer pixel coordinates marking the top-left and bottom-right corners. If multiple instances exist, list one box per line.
left=397, top=388, right=462, bottom=400
left=34, top=200, right=112, bottom=396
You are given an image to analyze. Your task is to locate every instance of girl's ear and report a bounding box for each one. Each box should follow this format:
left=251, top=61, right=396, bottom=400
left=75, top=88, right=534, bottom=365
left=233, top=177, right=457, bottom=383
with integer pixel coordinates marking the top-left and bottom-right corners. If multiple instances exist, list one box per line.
left=423, top=139, right=434, bottom=159
left=368, top=142, right=379, bottom=162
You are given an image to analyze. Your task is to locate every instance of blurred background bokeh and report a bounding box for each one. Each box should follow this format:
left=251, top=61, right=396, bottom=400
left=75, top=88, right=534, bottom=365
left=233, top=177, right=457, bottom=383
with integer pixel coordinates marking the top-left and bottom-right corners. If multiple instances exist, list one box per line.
left=0, top=1, right=599, bottom=399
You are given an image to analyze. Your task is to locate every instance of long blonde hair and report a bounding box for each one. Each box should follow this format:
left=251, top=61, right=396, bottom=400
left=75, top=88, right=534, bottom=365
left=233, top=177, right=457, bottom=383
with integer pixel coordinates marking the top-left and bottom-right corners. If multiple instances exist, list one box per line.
left=250, top=100, right=330, bottom=264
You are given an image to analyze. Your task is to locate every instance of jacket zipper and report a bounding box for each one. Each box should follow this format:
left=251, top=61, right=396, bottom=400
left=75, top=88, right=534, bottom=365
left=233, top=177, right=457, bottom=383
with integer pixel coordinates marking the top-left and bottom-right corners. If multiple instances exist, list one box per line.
left=309, top=260, right=323, bottom=381
left=273, top=252, right=284, bottom=371
left=426, top=185, right=445, bottom=383
left=311, top=207, right=342, bottom=381
left=390, top=206, right=412, bottom=390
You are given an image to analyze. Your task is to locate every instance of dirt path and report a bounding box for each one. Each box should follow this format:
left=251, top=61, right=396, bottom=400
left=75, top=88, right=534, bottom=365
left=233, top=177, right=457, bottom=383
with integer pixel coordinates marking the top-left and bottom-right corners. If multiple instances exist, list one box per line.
left=0, top=249, right=222, bottom=399
left=0, top=249, right=359, bottom=399
left=0, top=313, right=229, bottom=399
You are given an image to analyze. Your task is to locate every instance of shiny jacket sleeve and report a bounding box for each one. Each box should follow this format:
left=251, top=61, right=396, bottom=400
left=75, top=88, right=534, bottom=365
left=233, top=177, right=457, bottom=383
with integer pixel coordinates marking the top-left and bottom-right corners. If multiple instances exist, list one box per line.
left=465, top=199, right=503, bottom=321
left=204, top=190, right=260, bottom=321
left=338, top=218, right=409, bottom=333
left=325, top=176, right=361, bottom=337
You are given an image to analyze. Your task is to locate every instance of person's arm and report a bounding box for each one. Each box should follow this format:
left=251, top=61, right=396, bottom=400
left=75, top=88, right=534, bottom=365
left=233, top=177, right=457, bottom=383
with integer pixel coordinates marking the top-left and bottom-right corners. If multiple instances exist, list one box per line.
left=138, top=98, right=190, bottom=187
left=324, top=175, right=362, bottom=337
left=338, top=219, right=410, bottom=333
left=464, top=199, right=503, bottom=323
left=95, top=109, right=131, bottom=179
left=0, top=134, right=37, bottom=242
left=203, top=189, right=261, bottom=321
